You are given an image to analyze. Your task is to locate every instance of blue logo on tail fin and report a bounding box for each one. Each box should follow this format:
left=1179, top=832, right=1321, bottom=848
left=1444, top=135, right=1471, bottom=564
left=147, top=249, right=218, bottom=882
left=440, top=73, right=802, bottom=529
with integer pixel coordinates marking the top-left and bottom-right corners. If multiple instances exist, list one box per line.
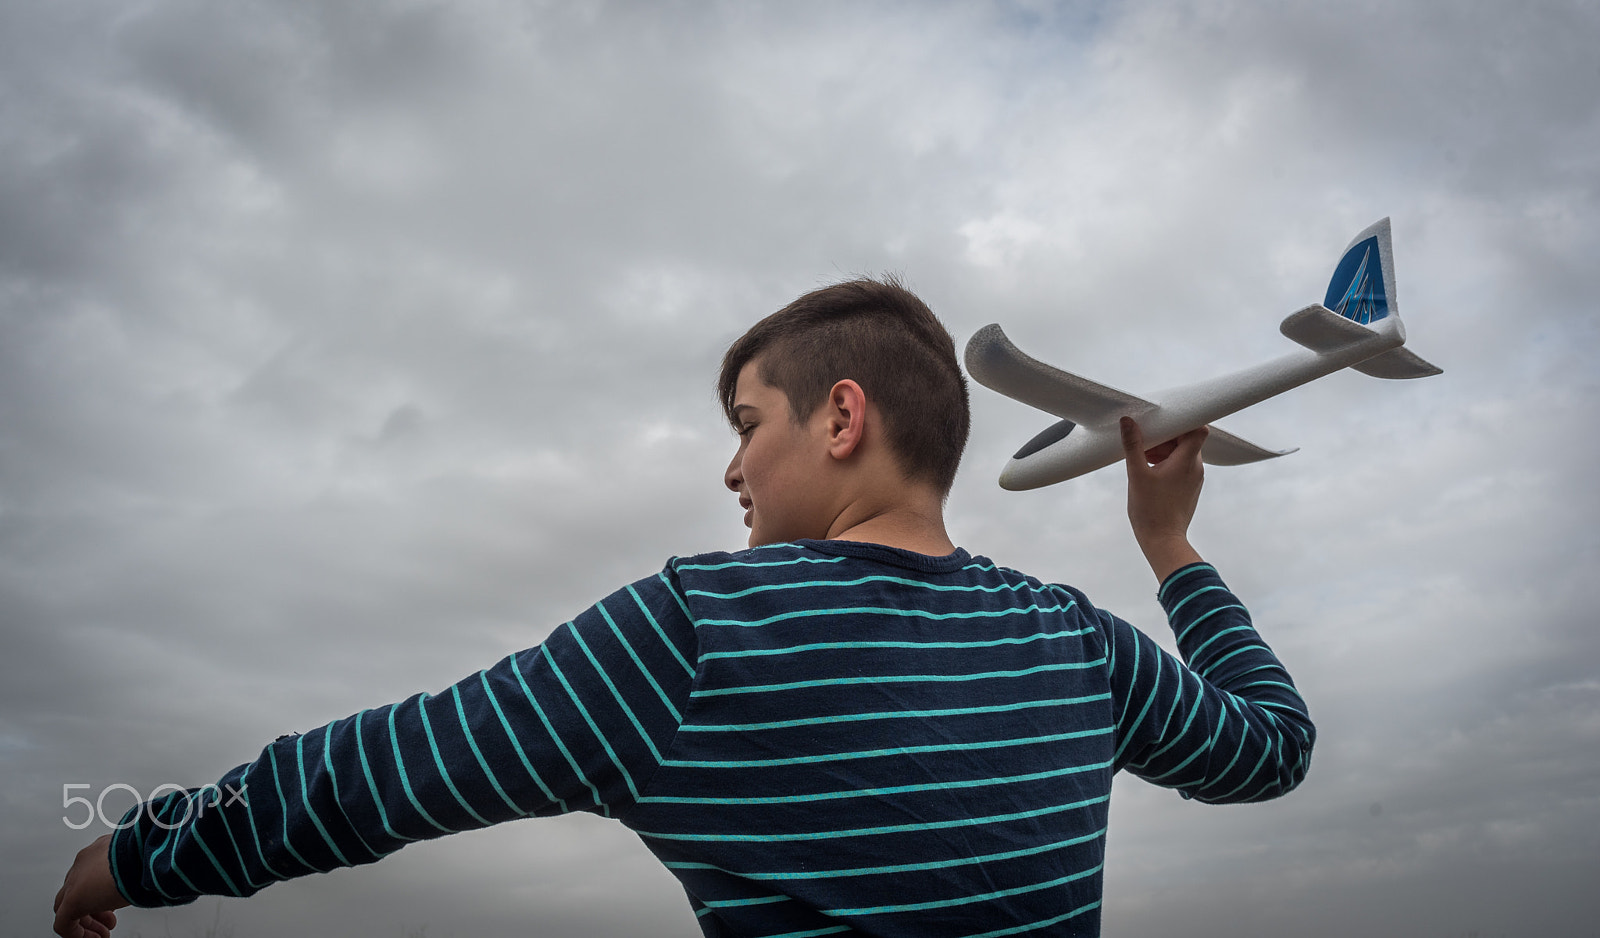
left=1323, top=235, right=1388, bottom=325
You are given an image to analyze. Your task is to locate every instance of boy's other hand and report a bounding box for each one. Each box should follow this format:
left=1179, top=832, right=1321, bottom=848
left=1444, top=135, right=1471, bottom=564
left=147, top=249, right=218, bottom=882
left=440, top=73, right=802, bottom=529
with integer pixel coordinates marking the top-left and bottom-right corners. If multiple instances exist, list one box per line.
left=1120, top=416, right=1206, bottom=582
left=53, top=834, right=126, bottom=938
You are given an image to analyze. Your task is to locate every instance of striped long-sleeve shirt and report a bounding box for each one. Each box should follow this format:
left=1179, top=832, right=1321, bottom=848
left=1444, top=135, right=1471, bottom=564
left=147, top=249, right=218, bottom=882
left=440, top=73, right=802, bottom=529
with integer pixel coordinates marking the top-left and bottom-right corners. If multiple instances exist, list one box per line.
left=111, top=540, right=1313, bottom=937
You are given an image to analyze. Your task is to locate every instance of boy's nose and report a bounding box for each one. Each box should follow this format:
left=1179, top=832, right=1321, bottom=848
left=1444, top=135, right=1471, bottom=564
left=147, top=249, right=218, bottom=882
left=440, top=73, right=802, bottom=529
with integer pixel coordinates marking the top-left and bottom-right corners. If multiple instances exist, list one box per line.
left=724, top=454, right=742, bottom=493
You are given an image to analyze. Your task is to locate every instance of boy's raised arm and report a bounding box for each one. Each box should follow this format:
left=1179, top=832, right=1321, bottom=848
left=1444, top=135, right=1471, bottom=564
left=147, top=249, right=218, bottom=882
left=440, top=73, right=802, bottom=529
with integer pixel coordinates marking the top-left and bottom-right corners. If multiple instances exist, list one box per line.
left=1097, top=417, right=1315, bottom=802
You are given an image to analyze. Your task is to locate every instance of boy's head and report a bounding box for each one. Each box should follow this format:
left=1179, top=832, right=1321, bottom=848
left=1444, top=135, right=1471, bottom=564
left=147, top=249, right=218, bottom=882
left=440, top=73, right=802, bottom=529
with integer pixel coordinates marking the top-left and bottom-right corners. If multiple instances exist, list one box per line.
left=717, top=277, right=970, bottom=498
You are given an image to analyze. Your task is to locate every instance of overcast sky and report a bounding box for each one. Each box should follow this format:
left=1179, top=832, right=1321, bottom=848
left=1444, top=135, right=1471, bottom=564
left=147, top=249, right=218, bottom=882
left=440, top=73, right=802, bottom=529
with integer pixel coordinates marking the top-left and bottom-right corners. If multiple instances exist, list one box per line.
left=5, top=1, right=1598, bottom=936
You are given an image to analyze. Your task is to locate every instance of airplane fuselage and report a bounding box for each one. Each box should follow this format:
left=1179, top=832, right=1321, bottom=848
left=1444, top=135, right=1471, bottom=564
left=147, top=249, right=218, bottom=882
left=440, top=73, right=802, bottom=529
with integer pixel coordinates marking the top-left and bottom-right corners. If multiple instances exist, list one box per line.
left=998, top=316, right=1406, bottom=490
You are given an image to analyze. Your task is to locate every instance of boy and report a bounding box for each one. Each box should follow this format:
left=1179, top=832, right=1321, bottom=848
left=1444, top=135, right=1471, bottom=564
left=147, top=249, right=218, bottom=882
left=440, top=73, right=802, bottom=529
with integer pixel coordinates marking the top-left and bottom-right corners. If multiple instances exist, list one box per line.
left=55, top=278, right=1313, bottom=937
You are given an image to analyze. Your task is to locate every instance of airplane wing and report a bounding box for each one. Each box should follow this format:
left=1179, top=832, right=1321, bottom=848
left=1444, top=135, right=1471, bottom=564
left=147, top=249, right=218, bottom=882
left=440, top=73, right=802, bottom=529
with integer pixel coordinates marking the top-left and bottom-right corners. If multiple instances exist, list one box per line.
left=1200, top=424, right=1298, bottom=466
left=964, top=323, right=1155, bottom=425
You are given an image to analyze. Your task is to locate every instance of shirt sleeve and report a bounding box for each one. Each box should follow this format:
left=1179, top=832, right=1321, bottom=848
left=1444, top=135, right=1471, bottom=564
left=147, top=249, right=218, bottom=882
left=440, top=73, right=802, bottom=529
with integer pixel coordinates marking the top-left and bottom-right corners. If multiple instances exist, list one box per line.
left=108, top=565, right=699, bottom=908
left=1095, top=562, right=1314, bottom=803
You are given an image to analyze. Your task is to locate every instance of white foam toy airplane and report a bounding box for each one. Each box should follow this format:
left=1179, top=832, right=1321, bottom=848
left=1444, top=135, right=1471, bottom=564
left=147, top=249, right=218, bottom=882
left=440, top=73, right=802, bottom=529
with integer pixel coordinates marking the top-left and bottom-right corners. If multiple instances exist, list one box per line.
left=965, top=218, right=1442, bottom=490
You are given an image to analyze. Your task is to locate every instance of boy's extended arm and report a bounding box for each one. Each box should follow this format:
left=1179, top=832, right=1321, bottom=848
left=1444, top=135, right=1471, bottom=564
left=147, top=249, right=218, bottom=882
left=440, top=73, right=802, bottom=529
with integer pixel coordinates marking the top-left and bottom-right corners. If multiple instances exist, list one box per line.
left=1098, top=418, right=1315, bottom=801
left=69, top=571, right=696, bottom=914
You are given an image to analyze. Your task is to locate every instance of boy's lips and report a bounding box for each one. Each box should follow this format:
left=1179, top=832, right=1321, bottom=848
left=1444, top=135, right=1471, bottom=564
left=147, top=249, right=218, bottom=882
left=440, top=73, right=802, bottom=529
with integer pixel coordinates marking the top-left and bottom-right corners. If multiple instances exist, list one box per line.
left=739, top=496, right=753, bottom=528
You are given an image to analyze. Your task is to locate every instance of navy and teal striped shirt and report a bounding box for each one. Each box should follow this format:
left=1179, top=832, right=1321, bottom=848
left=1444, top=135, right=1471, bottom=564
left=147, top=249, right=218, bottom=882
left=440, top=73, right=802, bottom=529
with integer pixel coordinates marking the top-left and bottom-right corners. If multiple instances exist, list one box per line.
left=111, top=540, right=1313, bottom=937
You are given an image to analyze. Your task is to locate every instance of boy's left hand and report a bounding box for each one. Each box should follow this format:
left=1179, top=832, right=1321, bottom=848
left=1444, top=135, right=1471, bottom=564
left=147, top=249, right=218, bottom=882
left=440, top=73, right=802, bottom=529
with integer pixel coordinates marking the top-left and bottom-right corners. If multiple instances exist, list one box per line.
left=53, top=834, right=127, bottom=938
left=1120, top=416, right=1207, bottom=581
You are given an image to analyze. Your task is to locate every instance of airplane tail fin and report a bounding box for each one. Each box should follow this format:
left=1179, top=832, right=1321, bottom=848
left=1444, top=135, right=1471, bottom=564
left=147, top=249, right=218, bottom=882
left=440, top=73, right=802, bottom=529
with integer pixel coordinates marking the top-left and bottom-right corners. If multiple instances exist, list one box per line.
left=1324, top=217, right=1397, bottom=326
left=1295, top=217, right=1443, bottom=379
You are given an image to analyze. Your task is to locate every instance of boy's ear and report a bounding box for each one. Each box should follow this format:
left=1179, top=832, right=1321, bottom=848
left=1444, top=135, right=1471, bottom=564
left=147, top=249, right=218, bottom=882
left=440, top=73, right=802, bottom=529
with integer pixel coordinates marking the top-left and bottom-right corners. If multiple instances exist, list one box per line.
left=823, top=379, right=867, bottom=460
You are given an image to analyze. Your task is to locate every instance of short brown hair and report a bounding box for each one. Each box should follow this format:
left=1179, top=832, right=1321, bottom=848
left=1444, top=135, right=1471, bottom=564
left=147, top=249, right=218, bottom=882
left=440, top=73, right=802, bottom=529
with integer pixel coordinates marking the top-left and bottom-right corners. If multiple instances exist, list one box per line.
left=718, top=276, right=970, bottom=494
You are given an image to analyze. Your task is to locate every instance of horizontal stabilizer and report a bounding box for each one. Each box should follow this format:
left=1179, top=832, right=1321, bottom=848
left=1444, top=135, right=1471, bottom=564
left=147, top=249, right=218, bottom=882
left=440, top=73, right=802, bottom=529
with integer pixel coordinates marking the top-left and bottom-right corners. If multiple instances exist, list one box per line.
left=965, top=324, right=1155, bottom=425
left=1280, top=303, right=1374, bottom=352
left=1351, top=346, right=1443, bottom=379
left=1200, top=425, right=1297, bottom=466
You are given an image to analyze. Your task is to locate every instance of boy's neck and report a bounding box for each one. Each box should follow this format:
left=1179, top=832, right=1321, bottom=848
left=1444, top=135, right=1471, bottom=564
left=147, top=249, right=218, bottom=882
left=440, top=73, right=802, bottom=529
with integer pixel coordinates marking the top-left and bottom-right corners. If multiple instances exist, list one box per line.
left=822, top=495, right=957, bottom=557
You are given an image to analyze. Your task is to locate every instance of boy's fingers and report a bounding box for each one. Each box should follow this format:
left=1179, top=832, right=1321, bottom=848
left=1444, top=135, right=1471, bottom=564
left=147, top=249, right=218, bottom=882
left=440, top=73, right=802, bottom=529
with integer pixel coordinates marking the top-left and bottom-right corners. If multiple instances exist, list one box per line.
left=1119, top=416, right=1144, bottom=465
left=53, top=887, right=75, bottom=937
left=1172, top=425, right=1210, bottom=461
left=1142, top=439, right=1179, bottom=464
left=1123, top=417, right=1206, bottom=467
left=54, top=836, right=124, bottom=938
left=55, top=910, right=110, bottom=938
left=1143, top=426, right=1209, bottom=468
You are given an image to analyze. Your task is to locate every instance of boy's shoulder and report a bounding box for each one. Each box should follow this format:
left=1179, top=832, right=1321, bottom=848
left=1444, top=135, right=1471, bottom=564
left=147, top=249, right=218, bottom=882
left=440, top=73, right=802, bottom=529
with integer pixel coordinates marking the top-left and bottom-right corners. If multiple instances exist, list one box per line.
left=671, top=538, right=971, bottom=575
left=664, top=539, right=1066, bottom=595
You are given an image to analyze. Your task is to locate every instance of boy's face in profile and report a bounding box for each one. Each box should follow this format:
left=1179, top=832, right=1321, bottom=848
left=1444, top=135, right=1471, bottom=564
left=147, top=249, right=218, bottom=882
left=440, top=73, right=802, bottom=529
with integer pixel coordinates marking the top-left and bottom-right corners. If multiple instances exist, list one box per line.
left=724, top=358, right=834, bottom=548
